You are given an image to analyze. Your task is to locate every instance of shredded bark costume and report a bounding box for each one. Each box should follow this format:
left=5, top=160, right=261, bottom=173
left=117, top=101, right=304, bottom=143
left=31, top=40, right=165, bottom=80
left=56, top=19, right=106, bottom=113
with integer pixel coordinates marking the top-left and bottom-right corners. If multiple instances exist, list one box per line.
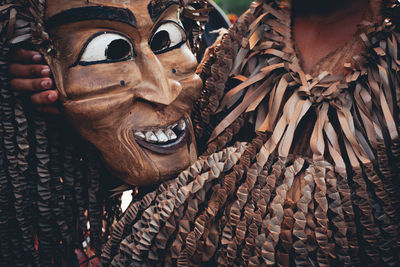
left=0, top=0, right=399, bottom=266
left=107, top=0, right=400, bottom=265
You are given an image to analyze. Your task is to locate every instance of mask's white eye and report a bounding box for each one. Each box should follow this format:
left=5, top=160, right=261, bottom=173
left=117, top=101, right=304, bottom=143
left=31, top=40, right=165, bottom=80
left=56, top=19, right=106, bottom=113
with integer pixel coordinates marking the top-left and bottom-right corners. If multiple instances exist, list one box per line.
left=149, top=21, right=186, bottom=54
left=79, top=32, right=133, bottom=65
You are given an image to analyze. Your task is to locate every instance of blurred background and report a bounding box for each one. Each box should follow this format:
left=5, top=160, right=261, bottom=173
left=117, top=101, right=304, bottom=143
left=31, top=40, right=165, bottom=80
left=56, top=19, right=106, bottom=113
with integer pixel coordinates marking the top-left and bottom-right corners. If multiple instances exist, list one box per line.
left=214, top=0, right=250, bottom=23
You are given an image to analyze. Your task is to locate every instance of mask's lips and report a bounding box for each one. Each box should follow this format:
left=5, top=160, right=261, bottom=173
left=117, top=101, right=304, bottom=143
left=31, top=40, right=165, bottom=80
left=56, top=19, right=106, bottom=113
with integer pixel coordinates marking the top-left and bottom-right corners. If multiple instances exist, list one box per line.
left=133, top=118, right=189, bottom=154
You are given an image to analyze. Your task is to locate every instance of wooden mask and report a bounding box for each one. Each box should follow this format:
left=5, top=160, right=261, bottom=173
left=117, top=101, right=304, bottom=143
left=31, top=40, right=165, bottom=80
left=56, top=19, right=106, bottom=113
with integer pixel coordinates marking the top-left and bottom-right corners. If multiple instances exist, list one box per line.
left=44, top=0, right=203, bottom=186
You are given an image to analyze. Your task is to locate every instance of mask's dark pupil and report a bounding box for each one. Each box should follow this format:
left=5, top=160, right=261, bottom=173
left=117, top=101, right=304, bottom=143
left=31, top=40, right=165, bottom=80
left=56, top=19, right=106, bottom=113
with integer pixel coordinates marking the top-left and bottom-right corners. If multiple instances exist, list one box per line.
left=105, top=39, right=131, bottom=60
left=151, top=31, right=171, bottom=52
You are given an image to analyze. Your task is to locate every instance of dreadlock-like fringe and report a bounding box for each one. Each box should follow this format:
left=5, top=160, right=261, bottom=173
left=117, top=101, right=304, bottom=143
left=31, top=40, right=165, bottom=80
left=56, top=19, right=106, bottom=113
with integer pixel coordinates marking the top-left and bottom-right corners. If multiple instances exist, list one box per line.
left=0, top=44, right=28, bottom=266
left=0, top=1, right=124, bottom=265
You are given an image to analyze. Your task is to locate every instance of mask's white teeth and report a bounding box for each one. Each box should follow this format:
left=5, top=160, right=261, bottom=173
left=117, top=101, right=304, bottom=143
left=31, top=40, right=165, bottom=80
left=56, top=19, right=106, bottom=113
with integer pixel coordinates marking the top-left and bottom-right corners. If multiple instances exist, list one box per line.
left=155, top=129, right=168, bottom=143
left=177, top=120, right=186, bottom=131
left=145, top=131, right=158, bottom=143
left=135, top=119, right=186, bottom=144
left=165, top=128, right=177, bottom=141
left=134, top=131, right=145, bottom=140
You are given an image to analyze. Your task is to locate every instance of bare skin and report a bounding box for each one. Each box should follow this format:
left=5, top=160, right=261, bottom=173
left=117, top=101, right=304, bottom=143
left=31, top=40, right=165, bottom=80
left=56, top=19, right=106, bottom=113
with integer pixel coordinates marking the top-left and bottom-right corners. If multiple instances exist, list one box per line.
left=10, top=0, right=370, bottom=106
left=9, top=49, right=60, bottom=114
left=9, top=48, right=59, bottom=113
left=292, top=0, right=369, bottom=73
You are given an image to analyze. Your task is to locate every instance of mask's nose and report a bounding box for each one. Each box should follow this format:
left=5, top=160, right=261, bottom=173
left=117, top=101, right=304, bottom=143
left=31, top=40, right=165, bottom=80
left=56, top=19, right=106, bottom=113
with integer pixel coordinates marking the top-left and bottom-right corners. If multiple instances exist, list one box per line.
left=134, top=44, right=182, bottom=106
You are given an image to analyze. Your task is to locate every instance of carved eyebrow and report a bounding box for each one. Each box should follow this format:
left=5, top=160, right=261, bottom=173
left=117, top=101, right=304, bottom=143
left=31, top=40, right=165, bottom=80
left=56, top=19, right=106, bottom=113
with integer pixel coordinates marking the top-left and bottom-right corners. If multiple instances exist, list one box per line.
left=46, top=6, right=137, bottom=29
left=147, top=0, right=179, bottom=22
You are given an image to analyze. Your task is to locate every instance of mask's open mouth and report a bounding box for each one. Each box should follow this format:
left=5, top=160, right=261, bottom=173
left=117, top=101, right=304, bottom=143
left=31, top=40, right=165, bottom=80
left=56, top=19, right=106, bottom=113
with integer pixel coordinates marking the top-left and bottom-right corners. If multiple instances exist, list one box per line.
left=132, top=118, right=189, bottom=154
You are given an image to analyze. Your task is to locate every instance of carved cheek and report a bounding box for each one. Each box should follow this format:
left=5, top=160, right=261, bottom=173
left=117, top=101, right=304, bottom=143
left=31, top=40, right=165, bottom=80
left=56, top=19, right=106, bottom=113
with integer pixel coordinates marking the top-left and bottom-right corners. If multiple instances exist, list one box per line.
left=158, top=45, right=197, bottom=75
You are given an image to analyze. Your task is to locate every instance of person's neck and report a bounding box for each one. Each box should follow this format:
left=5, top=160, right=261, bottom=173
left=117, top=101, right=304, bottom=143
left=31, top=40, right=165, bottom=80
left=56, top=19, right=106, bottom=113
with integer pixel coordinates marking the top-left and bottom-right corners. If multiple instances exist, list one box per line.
left=292, top=0, right=370, bottom=73
left=293, top=0, right=368, bottom=19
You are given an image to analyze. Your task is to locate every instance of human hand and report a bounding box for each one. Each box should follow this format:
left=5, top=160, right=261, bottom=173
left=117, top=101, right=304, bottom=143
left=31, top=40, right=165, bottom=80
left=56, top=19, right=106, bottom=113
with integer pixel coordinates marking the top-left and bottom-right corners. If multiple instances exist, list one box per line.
left=9, top=48, right=60, bottom=114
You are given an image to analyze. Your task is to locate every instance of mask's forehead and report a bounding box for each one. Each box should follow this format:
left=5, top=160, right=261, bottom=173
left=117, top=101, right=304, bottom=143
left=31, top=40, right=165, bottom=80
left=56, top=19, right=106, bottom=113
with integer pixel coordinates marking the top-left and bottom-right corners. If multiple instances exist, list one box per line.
left=46, top=1, right=127, bottom=18
left=45, top=0, right=178, bottom=20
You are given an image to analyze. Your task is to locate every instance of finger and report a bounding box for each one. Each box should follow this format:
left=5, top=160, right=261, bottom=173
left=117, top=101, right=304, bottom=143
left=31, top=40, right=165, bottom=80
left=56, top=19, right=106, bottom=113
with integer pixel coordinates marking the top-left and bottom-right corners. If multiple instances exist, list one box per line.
left=11, top=48, right=43, bottom=64
left=10, top=77, right=53, bottom=92
left=30, top=90, right=58, bottom=105
left=37, top=105, right=61, bottom=115
left=9, top=64, right=51, bottom=78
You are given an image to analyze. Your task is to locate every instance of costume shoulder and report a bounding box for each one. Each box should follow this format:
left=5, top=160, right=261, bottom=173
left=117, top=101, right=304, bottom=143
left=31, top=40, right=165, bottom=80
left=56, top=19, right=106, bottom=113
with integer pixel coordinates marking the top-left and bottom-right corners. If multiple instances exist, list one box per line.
left=193, top=0, right=290, bottom=149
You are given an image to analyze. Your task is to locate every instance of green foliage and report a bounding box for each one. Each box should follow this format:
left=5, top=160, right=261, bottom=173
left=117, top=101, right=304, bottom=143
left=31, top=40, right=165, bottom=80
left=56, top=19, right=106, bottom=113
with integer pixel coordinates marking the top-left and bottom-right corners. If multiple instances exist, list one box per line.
left=213, top=0, right=250, bottom=16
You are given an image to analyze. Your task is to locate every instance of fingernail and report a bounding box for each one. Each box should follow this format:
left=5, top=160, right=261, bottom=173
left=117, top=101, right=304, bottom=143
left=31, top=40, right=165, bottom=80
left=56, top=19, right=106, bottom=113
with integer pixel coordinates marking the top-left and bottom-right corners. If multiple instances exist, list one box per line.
left=41, top=68, right=50, bottom=76
left=41, top=79, right=51, bottom=89
left=48, top=92, right=58, bottom=102
left=33, top=54, right=42, bottom=61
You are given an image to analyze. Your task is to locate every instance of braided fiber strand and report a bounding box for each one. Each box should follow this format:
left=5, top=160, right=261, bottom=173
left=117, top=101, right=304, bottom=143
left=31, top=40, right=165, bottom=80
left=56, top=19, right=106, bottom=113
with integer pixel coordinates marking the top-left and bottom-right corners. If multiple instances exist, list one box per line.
left=0, top=49, right=26, bottom=266
left=325, top=165, right=350, bottom=265
left=292, top=164, right=315, bottom=266
left=47, top=119, right=77, bottom=265
left=33, top=115, right=57, bottom=265
left=350, top=167, right=380, bottom=264
left=86, top=147, right=105, bottom=257
left=312, top=162, right=330, bottom=266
